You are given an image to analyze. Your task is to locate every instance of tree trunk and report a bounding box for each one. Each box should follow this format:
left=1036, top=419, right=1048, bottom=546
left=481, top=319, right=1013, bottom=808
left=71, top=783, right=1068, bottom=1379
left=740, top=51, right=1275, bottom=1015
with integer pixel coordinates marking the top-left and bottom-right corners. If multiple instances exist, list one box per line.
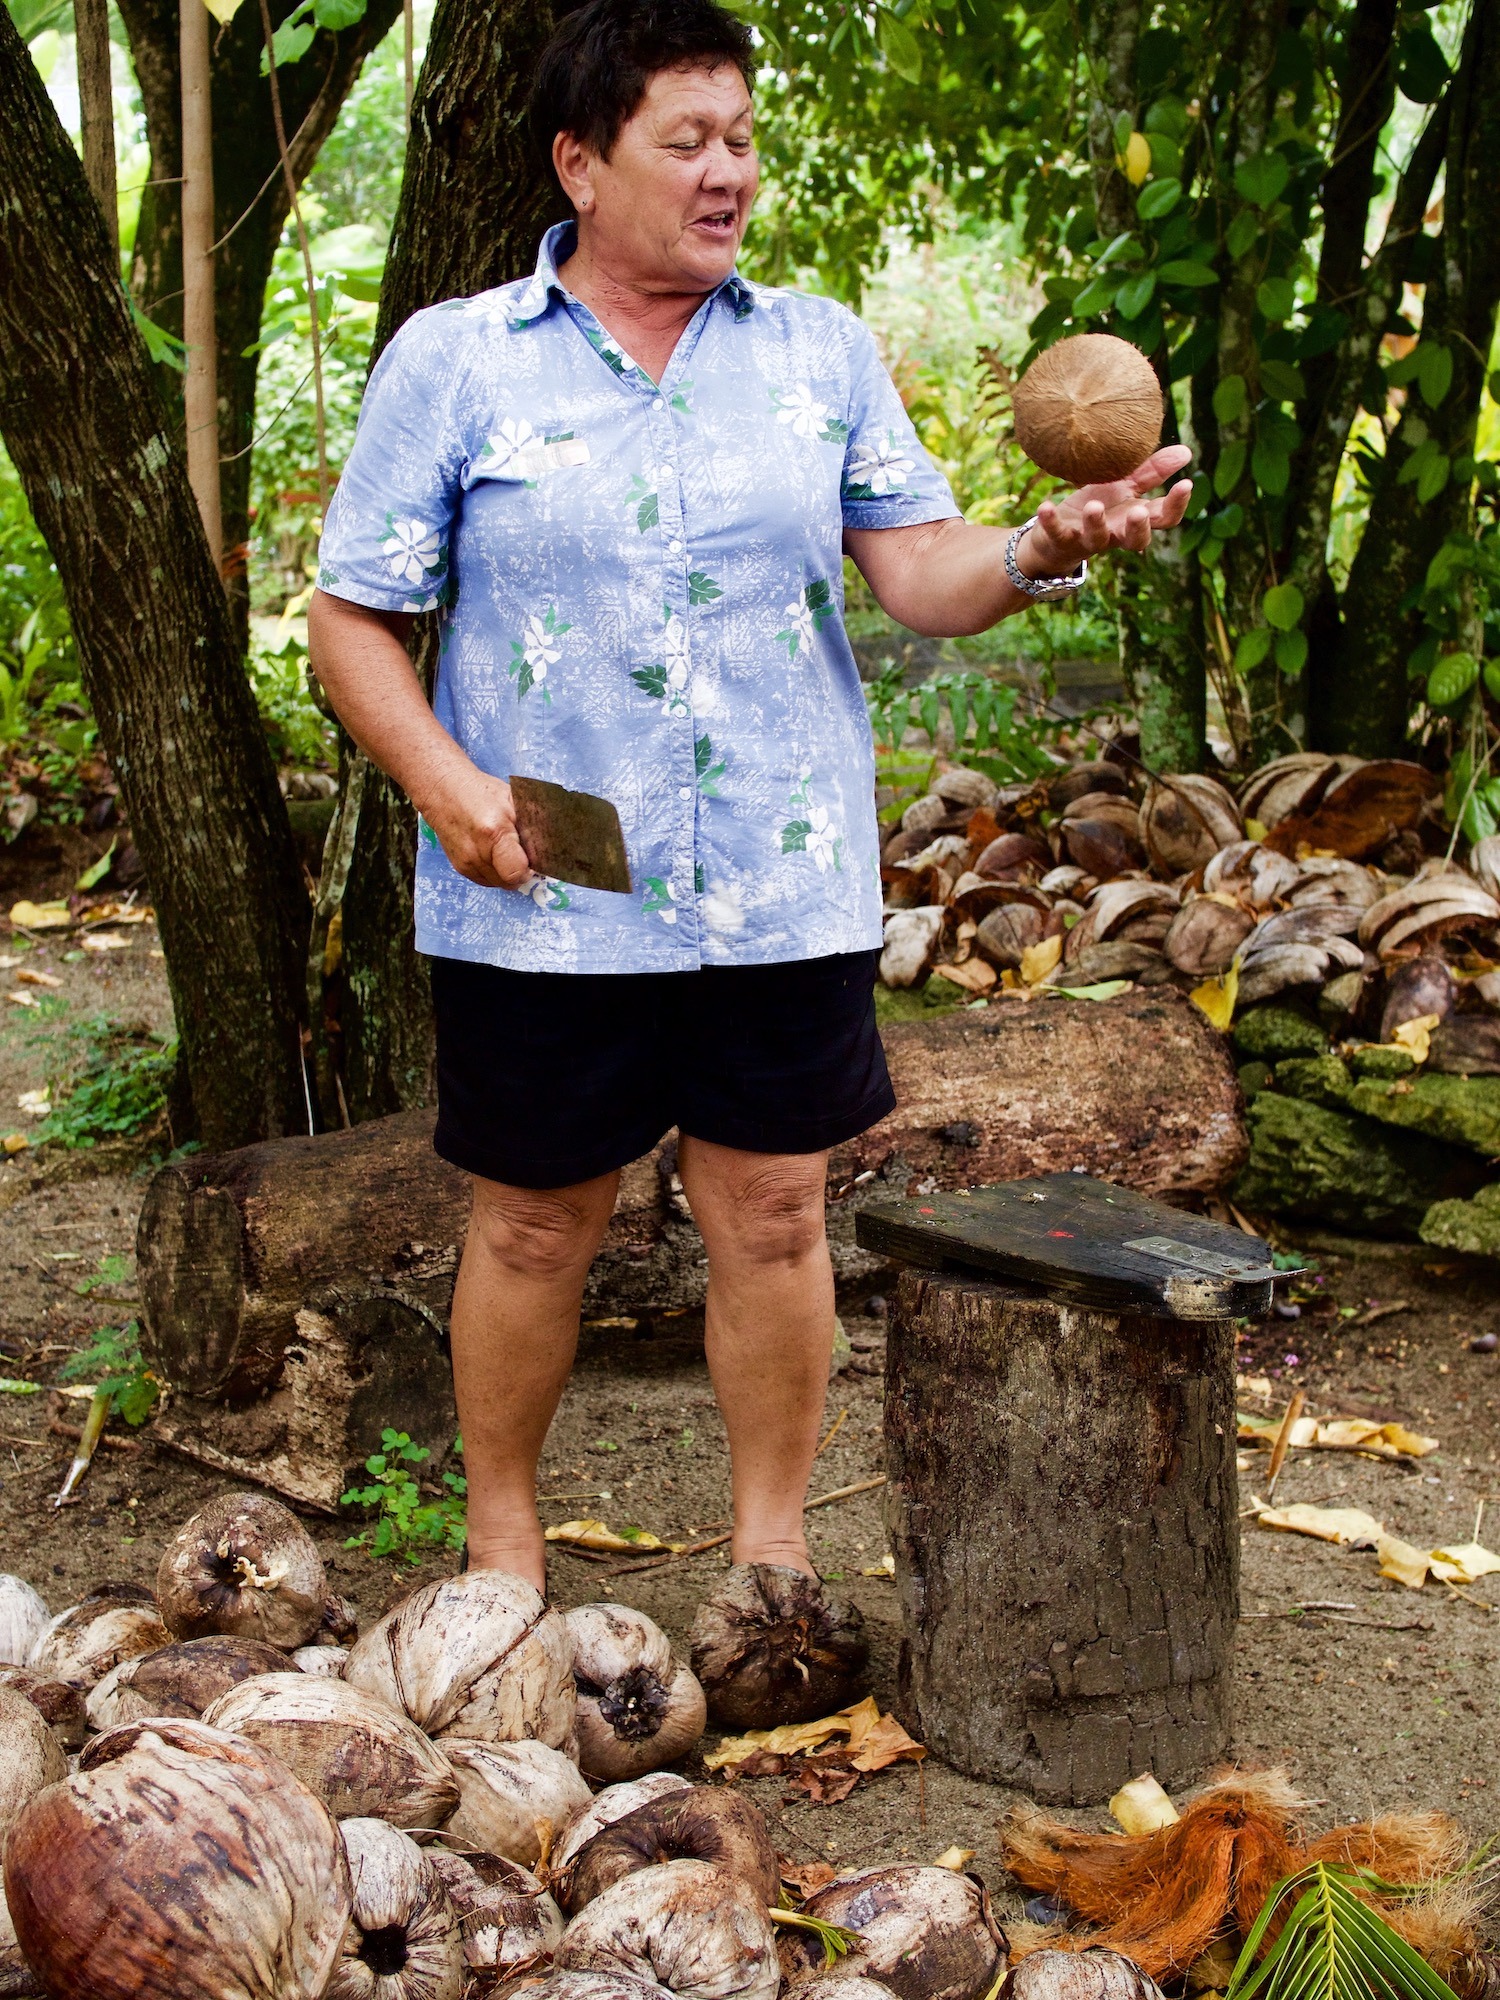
left=0, top=11, right=312, bottom=1150
left=118, top=0, right=401, bottom=641
left=74, top=0, right=117, bottom=253
left=180, top=0, right=222, bottom=563
left=1324, top=0, right=1500, bottom=755
left=330, top=0, right=582, bottom=1117
left=884, top=1266, right=1238, bottom=1802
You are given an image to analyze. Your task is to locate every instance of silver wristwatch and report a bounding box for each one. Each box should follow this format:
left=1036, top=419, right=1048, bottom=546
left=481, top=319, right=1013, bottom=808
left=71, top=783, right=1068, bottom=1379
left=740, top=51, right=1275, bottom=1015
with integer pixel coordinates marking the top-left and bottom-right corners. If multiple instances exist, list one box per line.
left=1004, top=516, right=1088, bottom=601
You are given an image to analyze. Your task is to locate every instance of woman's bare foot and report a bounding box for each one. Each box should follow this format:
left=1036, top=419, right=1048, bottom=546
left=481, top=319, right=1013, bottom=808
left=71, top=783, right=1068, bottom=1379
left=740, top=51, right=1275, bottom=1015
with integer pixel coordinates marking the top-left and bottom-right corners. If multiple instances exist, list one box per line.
left=461, top=1526, right=547, bottom=1594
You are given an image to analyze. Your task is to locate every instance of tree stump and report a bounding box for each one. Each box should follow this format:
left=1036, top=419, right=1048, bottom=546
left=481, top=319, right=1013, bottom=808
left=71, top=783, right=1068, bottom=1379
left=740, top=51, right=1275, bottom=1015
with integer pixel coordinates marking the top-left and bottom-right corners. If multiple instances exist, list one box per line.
left=884, top=1266, right=1238, bottom=1804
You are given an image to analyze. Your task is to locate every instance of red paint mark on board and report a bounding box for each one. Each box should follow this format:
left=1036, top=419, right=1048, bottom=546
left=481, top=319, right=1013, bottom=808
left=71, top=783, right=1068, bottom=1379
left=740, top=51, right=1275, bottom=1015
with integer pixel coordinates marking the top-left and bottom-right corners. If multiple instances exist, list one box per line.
left=1047, top=1229, right=1075, bottom=1238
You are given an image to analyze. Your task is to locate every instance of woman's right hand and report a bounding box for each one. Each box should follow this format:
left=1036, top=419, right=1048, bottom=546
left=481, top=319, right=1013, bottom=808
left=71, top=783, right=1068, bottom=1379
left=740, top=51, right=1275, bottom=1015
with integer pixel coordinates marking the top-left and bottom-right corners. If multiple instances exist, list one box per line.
left=423, top=765, right=536, bottom=890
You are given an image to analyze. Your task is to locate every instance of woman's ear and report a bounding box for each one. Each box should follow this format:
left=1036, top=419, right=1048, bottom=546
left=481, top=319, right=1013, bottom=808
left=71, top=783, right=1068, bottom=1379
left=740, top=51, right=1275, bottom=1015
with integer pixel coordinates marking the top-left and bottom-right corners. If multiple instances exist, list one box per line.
left=553, top=131, right=596, bottom=214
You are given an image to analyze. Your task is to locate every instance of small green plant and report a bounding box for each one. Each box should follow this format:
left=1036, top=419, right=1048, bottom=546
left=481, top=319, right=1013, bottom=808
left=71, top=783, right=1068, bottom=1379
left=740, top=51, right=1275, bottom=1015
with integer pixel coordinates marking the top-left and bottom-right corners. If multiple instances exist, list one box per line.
left=341, top=1428, right=467, bottom=1563
left=73, top=1253, right=133, bottom=1296
left=59, top=1321, right=159, bottom=1427
left=1227, top=1862, right=1461, bottom=2000
left=33, top=1020, right=175, bottom=1150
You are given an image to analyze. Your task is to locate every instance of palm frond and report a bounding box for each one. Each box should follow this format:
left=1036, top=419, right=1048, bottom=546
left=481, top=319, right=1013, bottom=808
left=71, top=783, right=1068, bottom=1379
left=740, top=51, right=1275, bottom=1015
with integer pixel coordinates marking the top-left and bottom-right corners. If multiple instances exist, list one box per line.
left=1227, top=1863, right=1466, bottom=2000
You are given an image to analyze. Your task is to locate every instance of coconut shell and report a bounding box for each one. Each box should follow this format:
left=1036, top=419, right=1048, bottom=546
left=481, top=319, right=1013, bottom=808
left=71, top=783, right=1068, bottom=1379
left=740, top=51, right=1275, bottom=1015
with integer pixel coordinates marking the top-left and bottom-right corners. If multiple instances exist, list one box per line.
left=1140, top=777, right=1242, bottom=875
left=427, top=1849, right=565, bottom=1984
left=975, top=834, right=1052, bottom=881
left=0, top=1582, right=48, bottom=1672
left=879, top=908, right=945, bottom=990
left=555, top=1786, right=780, bottom=1917
left=0, top=1686, right=66, bottom=1842
left=0, top=1879, right=40, bottom=1999
left=1429, top=1016, right=1500, bottom=1075
left=87, top=1633, right=293, bottom=1731
left=689, top=1565, right=867, bottom=1731
left=202, top=1671, right=460, bottom=1828
left=553, top=1774, right=695, bottom=1878
left=328, top=1817, right=464, bottom=2000
left=1064, top=819, right=1138, bottom=880
left=901, top=795, right=949, bottom=840
left=0, top=1668, right=86, bottom=1750
left=975, top=903, right=1045, bottom=971
left=155, top=1490, right=327, bottom=1650
left=440, top=1738, right=593, bottom=1866
left=4, top=1717, right=351, bottom=2000
left=1381, top=956, right=1457, bottom=1041
left=556, top=1858, right=779, bottom=2000
left=1048, top=762, right=1132, bottom=809
left=343, top=1571, right=576, bottom=1748
left=293, top=1644, right=350, bottom=1678
left=1001, top=1949, right=1164, bottom=2000
left=1163, top=900, right=1256, bottom=978
left=1012, top=334, right=1163, bottom=486
left=932, top=768, right=998, bottom=812
left=29, top=1586, right=168, bottom=1690
left=782, top=1866, right=1005, bottom=2000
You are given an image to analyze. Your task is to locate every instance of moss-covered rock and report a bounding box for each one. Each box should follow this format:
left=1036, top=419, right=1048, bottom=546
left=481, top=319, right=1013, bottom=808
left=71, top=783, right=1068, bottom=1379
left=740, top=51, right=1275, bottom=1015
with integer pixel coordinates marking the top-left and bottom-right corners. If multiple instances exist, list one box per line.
left=1237, top=1060, right=1271, bottom=1099
left=1421, top=1183, right=1500, bottom=1256
left=1259, top=1047, right=1500, bottom=1157
left=1348, top=1044, right=1416, bottom=1082
left=1272, top=1055, right=1353, bottom=1105
left=1233, top=1006, right=1328, bottom=1063
left=1232, top=1091, right=1484, bottom=1236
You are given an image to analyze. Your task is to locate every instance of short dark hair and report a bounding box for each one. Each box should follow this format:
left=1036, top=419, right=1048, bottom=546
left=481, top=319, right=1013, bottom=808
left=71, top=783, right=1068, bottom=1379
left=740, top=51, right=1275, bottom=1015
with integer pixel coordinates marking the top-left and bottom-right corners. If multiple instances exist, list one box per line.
left=529, top=0, right=754, bottom=173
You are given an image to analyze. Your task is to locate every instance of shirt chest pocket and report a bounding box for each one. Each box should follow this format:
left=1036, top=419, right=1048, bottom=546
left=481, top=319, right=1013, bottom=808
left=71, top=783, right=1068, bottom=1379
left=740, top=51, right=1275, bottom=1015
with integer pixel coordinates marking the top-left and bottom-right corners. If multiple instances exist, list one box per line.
left=465, top=419, right=592, bottom=489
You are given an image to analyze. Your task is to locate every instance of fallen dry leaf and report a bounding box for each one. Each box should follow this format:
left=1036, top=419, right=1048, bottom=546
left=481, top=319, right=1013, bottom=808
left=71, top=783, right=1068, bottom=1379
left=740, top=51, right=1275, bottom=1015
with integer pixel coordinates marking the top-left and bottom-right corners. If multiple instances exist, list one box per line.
left=81, top=933, right=131, bottom=953
left=1, top=1133, right=28, bottom=1155
left=779, top=1859, right=836, bottom=1899
left=706, top=1694, right=925, bottom=1776
left=8, top=900, right=70, bottom=930
left=930, top=957, right=997, bottom=994
left=1238, top=1413, right=1439, bottom=1460
left=1255, top=1500, right=1384, bottom=1548
left=788, top=1760, right=862, bottom=1806
left=15, top=969, right=60, bottom=989
left=933, top=1847, right=976, bottom=1871
left=849, top=1711, right=927, bottom=1773
left=4, top=992, right=38, bottom=1010
left=1110, top=1772, right=1180, bottom=1836
left=1391, top=1014, right=1440, bottom=1064
left=1020, top=933, right=1063, bottom=986
left=1429, top=1542, right=1500, bottom=1585
left=1189, top=958, right=1239, bottom=1032
left=1377, top=1533, right=1430, bottom=1589
left=542, top=1516, right=681, bottom=1554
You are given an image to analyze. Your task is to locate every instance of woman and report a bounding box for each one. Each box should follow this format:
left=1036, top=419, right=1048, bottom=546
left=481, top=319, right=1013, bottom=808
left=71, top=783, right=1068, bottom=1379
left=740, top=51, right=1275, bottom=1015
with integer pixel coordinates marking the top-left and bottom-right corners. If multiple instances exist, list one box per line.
left=310, top=0, right=1191, bottom=1685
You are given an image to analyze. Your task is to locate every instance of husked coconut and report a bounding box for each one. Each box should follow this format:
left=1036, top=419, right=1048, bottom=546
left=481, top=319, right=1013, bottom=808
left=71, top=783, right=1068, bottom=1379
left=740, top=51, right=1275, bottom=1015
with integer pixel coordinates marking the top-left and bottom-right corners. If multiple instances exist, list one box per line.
left=932, top=768, right=997, bottom=813
left=1139, top=776, right=1241, bottom=875
left=427, top=1849, right=565, bottom=1984
left=87, top=1633, right=293, bottom=1730
left=780, top=1865, right=1004, bottom=2000
left=554, top=1785, right=780, bottom=1916
left=28, top=1583, right=167, bottom=1689
left=0, top=1668, right=87, bottom=1749
left=556, top=1858, right=779, bottom=2000
left=0, top=1871, right=41, bottom=1998
left=566, top=1604, right=706, bottom=1782
left=202, top=1671, right=460, bottom=1829
left=343, top=1571, right=575, bottom=1748
left=327, top=1817, right=463, bottom=2000
left=155, top=1490, right=327, bottom=1649
left=552, top=1774, right=694, bottom=1877
left=1473, top=835, right=1500, bottom=902
left=440, top=1738, right=592, bottom=1866
left=0, top=1581, right=47, bottom=1670
left=1162, top=899, right=1256, bottom=979
left=879, top=908, right=945, bottom=989
left=317, top=1591, right=361, bottom=1646
left=515, top=1977, right=671, bottom=2000
left=0, top=1685, right=65, bottom=1841
left=4, top=1717, right=351, bottom=2000
left=1001, top=1949, right=1164, bottom=2000
left=975, top=902, right=1044, bottom=970
left=690, top=1565, right=867, bottom=1730
left=1011, top=335, right=1163, bottom=486
left=793, top=1986, right=897, bottom=2000
left=294, top=1644, right=350, bottom=1677
left=1063, top=819, right=1138, bottom=880
left=1381, top=956, right=1456, bottom=1041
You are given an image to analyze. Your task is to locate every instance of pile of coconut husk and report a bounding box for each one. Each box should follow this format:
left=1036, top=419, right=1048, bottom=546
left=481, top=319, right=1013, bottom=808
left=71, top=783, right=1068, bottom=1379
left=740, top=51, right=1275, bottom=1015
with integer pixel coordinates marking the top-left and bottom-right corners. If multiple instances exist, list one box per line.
left=880, top=752, right=1500, bottom=1242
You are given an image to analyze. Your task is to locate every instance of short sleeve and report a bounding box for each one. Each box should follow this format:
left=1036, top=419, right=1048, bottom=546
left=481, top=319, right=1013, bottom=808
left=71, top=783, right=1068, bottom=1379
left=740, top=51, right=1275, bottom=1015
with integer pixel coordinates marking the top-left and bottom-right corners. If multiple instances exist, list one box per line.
left=316, top=305, right=476, bottom=613
left=838, top=313, right=961, bottom=531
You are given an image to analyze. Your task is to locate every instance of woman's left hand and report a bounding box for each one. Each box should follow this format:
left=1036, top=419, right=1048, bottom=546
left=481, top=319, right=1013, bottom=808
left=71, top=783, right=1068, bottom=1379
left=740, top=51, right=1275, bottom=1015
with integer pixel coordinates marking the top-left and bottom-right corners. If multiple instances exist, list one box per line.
left=1021, top=443, right=1195, bottom=576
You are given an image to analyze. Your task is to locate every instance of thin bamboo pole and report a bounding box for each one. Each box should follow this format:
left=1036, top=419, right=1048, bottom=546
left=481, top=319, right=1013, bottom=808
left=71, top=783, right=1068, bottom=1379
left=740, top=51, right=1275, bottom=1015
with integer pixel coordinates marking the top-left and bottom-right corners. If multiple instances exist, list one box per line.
left=257, top=0, right=327, bottom=514
left=74, top=0, right=117, bottom=255
left=402, top=0, right=413, bottom=128
left=179, top=0, right=222, bottom=565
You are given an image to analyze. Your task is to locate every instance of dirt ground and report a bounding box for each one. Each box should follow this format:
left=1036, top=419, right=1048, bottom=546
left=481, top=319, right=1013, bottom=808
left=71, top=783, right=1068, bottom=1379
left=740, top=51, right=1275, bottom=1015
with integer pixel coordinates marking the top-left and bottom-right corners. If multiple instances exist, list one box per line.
left=0, top=914, right=1496, bottom=1903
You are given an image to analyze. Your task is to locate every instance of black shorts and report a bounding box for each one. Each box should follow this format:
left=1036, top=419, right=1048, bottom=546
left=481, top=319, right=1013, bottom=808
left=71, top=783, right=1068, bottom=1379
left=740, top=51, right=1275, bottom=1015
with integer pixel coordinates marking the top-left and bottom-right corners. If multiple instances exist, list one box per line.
left=429, top=949, right=895, bottom=1188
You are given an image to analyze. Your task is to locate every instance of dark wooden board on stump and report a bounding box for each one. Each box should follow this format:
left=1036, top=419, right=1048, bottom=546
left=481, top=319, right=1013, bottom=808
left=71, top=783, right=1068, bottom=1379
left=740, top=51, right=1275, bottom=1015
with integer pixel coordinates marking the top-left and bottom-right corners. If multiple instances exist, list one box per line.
left=885, top=1267, right=1238, bottom=1804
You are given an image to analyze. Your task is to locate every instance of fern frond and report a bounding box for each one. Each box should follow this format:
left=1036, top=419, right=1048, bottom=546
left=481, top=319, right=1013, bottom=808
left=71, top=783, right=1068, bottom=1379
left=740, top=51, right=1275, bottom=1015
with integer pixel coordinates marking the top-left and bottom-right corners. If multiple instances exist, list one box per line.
left=1228, top=1863, right=1466, bottom=2000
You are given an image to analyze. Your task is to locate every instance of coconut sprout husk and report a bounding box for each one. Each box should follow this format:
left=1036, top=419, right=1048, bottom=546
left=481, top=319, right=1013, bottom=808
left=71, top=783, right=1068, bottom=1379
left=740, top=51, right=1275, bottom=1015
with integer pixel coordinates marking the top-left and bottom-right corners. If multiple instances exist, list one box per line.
left=441, top=1738, right=593, bottom=1867
left=0, top=1580, right=48, bottom=1672
left=567, top=1605, right=706, bottom=1783
left=0, top=1684, right=66, bottom=1842
left=294, top=1644, right=351, bottom=1677
left=782, top=1865, right=1006, bottom=2000
left=551, top=1774, right=695, bottom=1879
left=4, top=1716, right=351, bottom=2000
left=27, top=1584, right=167, bottom=1691
left=328, top=1816, right=464, bottom=2000
left=428, top=1848, right=565, bottom=1988
left=689, top=1566, right=867, bottom=1731
left=1001, top=1949, right=1163, bottom=2000
left=554, top=1785, right=780, bottom=1916
left=1012, top=334, right=1163, bottom=486
left=555, top=1858, right=780, bottom=2000
left=87, top=1633, right=293, bottom=1730
left=202, top=1671, right=461, bottom=1829
left=0, top=1667, right=86, bottom=1748
left=155, top=1490, right=328, bottom=1650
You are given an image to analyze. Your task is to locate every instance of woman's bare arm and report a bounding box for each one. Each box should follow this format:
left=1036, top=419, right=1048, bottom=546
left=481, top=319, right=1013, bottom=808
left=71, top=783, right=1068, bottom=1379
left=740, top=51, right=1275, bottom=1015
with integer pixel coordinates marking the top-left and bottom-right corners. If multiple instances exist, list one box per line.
left=307, top=590, right=533, bottom=890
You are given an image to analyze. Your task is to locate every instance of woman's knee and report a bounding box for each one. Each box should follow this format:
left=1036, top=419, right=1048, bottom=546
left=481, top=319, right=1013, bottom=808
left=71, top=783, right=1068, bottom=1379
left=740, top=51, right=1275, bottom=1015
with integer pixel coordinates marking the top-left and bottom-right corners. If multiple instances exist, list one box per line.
left=692, top=1155, right=828, bottom=1266
left=466, top=1176, right=615, bottom=1282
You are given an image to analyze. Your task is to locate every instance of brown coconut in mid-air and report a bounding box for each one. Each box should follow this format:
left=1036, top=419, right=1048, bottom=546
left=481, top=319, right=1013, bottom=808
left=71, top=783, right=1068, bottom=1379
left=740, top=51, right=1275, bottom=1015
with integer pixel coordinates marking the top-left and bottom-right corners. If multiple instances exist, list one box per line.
left=1011, top=333, right=1163, bottom=486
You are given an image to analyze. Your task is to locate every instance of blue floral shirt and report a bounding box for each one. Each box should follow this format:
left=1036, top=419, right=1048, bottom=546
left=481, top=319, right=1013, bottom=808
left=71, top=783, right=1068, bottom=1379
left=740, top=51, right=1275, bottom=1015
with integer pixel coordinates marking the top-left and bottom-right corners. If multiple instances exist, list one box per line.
left=317, top=222, right=960, bottom=972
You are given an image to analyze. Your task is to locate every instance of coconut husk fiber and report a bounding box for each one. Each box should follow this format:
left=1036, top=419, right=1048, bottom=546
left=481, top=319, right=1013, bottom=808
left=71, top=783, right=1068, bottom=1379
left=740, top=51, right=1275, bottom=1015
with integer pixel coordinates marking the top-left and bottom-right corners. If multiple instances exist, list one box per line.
left=1000, top=1768, right=1473, bottom=1982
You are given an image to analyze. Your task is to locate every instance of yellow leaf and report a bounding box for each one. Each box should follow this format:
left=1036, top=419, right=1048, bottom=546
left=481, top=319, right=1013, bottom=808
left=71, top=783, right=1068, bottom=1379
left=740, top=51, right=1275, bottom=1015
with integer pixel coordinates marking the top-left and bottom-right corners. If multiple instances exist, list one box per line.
left=1377, top=1533, right=1430, bottom=1589
left=202, top=0, right=246, bottom=21
left=542, top=1517, right=678, bottom=1554
left=701, top=1695, right=924, bottom=1774
left=849, top=1710, right=927, bottom=1772
left=16, top=969, right=60, bottom=988
left=1391, top=1014, right=1439, bottom=1064
left=1428, top=1542, right=1500, bottom=1585
left=1256, top=1501, right=1384, bottom=1548
left=9, top=900, right=70, bottom=930
left=1020, top=934, right=1063, bottom=987
left=1245, top=818, right=1268, bottom=842
left=1, top=1133, right=27, bottom=1155
left=1110, top=1772, right=1180, bottom=1836
left=931, top=958, right=997, bottom=994
left=1376, top=1423, right=1439, bottom=1457
left=1190, top=958, right=1239, bottom=1032
left=1119, top=131, right=1152, bottom=185
left=933, top=1847, right=976, bottom=1871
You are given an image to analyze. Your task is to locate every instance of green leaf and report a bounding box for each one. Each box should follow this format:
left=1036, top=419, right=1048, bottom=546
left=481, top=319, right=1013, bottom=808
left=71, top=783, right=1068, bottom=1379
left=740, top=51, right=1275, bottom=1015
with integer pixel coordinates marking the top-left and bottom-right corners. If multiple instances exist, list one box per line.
left=1234, top=153, right=1290, bottom=207
left=75, top=839, right=115, bottom=892
left=1263, top=582, right=1304, bottom=630
left=1235, top=627, right=1274, bottom=670
left=1158, top=258, right=1218, bottom=287
left=1490, top=370, right=1500, bottom=405
left=1213, top=375, right=1247, bottom=424
left=1114, top=272, right=1157, bottom=319
left=313, top=0, right=365, bottom=26
left=1256, top=276, right=1296, bottom=322
left=1275, top=630, right=1308, bottom=676
left=1417, top=450, right=1451, bottom=503
left=1214, top=441, right=1246, bottom=498
left=1462, top=792, right=1498, bottom=844
left=1210, top=503, right=1244, bottom=538
left=1226, top=209, right=1261, bottom=260
left=1427, top=651, right=1479, bottom=706
left=1259, top=359, right=1306, bottom=402
left=1483, top=659, right=1500, bottom=703
left=1071, top=273, right=1120, bottom=317
left=1397, top=25, right=1450, bottom=102
left=1136, top=180, right=1180, bottom=220
left=877, top=5, right=922, bottom=82
left=129, top=299, right=188, bottom=372
left=1252, top=440, right=1291, bottom=494
left=1416, top=342, right=1453, bottom=407
left=260, top=12, right=315, bottom=67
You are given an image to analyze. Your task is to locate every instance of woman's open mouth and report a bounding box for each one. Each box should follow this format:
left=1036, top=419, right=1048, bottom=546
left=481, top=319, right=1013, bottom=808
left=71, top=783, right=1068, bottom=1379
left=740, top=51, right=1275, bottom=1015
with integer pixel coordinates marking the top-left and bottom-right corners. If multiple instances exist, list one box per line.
left=691, top=210, right=738, bottom=239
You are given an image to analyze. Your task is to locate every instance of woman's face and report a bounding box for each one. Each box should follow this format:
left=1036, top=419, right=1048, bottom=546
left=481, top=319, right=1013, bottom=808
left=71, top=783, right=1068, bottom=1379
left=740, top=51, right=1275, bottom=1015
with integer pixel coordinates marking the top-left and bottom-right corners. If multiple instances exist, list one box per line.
left=556, top=62, right=759, bottom=293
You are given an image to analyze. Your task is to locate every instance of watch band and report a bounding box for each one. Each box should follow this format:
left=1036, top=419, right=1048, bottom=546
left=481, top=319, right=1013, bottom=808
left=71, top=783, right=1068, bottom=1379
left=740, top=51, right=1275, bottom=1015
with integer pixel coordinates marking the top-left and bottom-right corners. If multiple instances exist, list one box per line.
left=1004, top=517, right=1088, bottom=600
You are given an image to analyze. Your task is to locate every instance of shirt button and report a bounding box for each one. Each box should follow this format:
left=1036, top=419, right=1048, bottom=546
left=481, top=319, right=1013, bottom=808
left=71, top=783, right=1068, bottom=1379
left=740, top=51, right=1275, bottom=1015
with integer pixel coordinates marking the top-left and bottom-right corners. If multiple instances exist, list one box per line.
left=667, top=538, right=683, bottom=553
left=653, top=397, right=665, bottom=409
left=678, top=786, right=692, bottom=800
left=661, top=464, right=675, bottom=479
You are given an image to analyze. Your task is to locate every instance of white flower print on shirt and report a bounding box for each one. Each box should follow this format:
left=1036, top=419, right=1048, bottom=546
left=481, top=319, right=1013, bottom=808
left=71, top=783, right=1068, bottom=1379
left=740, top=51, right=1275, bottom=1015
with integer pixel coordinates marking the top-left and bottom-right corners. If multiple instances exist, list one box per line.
left=509, top=604, right=570, bottom=701
left=781, top=770, right=842, bottom=873
left=642, top=876, right=677, bottom=924
left=382, top=516, right=441, bottom=587
left=632, top=605, right=691, bottom=716
left=480, top=417, right=540, bottom=478
left=773, top=384, right=850, bottom=445
left=776, top=578, right=836, bottom=660
left=845, top=429, right=916, bottom=499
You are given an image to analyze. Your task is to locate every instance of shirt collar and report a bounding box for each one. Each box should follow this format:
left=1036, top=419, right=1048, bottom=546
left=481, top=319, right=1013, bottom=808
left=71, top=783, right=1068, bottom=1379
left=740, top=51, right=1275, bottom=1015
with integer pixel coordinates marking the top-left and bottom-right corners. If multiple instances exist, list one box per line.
left=504, top=220, right=755, bottom=327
